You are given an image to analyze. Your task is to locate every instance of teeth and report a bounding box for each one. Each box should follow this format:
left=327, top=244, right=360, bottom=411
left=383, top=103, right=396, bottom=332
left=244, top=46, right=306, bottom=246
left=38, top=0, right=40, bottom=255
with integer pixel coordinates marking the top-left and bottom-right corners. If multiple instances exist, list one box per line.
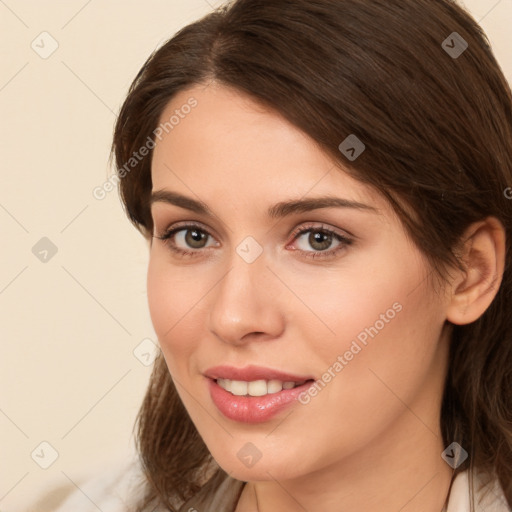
left=216, top=379, right=307, bottom=396
left=248, top=380, right=267, bottom=396
left=267, top=379, right=284, bottom=394
left=230, top=380, right=247, bottom=396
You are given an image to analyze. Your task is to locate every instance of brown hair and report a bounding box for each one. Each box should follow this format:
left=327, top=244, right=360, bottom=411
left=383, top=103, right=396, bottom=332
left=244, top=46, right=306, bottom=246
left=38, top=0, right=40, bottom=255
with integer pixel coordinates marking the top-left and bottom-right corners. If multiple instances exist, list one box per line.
left=111, top=0, right=512, bottom=510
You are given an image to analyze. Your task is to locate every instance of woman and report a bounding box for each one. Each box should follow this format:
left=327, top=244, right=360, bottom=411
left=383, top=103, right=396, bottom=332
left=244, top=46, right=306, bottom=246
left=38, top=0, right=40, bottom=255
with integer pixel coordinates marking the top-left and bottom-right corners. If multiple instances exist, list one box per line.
left=56, top=0, right=512, bottom=510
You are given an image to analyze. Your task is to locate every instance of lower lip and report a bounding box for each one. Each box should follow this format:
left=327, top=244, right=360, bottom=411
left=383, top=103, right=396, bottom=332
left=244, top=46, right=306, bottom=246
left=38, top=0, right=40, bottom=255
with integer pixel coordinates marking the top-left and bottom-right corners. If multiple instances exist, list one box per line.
left=207, top=378, right=314, bottom=423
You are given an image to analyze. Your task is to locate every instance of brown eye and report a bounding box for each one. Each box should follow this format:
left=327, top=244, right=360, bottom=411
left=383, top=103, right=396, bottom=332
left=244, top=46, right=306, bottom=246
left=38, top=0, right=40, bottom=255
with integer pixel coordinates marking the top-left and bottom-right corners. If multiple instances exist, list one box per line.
left=290, top=224, right=353, bottom=261
left=154, top=223, right=218, bottom=258
left=306, top=230, right=335, bottom=251
left=182, top=228, right=209, bottom=249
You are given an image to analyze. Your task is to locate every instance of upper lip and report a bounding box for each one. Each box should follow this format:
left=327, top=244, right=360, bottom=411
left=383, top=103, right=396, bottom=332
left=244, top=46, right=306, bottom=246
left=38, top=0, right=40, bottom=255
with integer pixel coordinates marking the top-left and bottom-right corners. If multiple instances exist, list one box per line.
left=204, top=365, right=315, bottom=382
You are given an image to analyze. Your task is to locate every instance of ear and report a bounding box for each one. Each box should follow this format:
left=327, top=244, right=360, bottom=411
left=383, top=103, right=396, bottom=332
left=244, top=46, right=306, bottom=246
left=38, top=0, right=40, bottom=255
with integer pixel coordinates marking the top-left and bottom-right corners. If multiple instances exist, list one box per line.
left=446, top=217, right=506, bottom=325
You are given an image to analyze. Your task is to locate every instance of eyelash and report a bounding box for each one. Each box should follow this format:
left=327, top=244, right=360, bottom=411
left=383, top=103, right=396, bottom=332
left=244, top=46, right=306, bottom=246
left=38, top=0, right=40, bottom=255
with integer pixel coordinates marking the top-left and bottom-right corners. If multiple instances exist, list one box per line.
left=153, top=222, right=353, bottom=261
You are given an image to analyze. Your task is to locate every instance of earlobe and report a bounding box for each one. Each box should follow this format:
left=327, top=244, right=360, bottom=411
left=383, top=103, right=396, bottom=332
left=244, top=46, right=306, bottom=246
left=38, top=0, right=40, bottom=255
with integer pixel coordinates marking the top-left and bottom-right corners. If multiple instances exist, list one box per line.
left=446, top=217, right=506, bottom=325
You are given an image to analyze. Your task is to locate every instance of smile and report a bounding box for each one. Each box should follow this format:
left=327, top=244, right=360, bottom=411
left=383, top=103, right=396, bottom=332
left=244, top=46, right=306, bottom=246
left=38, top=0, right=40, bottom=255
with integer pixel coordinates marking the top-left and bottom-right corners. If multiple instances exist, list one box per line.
left=207, top=377, right=315, bottom=423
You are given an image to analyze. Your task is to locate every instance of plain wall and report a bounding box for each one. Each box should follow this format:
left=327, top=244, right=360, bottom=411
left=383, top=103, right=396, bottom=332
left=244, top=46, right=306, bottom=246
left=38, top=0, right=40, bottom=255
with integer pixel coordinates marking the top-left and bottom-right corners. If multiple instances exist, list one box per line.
left=0, top=0, right=510, bottom=510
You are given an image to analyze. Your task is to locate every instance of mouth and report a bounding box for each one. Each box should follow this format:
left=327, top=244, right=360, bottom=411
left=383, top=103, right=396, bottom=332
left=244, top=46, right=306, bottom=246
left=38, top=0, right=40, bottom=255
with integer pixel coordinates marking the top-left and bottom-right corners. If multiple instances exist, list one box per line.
left=203, top=365, right=316, bottom=423
left=206, top=373, right=316, bottom=423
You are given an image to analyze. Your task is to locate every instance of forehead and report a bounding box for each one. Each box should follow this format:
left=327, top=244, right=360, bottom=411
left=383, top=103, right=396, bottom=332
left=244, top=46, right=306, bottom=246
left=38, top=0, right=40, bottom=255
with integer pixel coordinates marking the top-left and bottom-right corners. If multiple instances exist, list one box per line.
left=151, top=82, right=383, bottom=210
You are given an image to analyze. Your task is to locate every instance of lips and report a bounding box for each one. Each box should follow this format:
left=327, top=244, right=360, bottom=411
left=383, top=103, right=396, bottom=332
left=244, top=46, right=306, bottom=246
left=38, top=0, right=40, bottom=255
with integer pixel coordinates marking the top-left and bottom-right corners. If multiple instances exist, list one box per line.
left=204, top=365, right=316, bottom=423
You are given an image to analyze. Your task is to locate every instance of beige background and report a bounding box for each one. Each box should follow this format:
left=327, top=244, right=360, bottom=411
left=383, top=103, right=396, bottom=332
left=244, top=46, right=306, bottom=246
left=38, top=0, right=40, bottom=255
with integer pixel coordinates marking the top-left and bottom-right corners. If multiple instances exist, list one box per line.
left=0, top=0, right=510, bottom=510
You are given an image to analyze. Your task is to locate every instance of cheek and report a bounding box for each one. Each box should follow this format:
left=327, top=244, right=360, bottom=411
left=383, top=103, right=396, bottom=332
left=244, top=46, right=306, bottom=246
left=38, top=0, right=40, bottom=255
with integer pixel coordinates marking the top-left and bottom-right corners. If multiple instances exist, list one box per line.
left=146, top=253, right=203, bottom=374
left=314, top=269, right=444, bottom=415
left=286, top=277, right=446, bottom=468
left=286, top=246, right=429, bottom=361
left=297, top=247, right=444, bottom=406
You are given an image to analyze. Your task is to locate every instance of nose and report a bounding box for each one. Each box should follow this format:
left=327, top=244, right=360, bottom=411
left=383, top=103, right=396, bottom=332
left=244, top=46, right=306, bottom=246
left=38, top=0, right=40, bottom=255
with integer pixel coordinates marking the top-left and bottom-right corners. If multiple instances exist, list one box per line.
left=208, top=247, right=285, bottom=346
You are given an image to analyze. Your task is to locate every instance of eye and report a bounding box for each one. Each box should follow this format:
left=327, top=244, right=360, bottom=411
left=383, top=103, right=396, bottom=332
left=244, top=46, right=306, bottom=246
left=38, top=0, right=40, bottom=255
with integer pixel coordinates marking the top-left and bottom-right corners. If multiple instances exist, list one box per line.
left=288, top=223, right=353, bottom=260
left=153, top=222, right=218, bottom=258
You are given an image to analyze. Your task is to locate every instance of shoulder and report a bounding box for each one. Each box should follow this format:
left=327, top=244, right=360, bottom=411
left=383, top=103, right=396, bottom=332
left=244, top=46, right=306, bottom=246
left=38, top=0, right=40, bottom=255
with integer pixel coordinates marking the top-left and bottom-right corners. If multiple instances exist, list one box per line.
left=34, top=457, right=147, bottom=512
left=447, top=468, right=510, bottom=512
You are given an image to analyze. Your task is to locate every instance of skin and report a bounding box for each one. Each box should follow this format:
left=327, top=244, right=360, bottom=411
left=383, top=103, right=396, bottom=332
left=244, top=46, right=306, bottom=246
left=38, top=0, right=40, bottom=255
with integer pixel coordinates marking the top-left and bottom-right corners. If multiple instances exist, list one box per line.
left=147, top=82, right=505, bottom=512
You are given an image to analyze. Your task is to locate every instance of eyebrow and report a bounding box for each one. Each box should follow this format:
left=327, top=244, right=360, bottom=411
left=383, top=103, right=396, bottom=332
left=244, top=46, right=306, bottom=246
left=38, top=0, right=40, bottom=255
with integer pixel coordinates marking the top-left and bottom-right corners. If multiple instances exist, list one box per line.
left=149, top=190, right=378, bottom=218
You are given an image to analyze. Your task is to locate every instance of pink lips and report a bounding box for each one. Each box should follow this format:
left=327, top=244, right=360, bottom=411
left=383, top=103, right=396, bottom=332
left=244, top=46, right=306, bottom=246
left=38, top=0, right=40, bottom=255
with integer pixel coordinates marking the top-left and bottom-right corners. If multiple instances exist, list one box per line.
left=204, top=365, right=315, bottom=423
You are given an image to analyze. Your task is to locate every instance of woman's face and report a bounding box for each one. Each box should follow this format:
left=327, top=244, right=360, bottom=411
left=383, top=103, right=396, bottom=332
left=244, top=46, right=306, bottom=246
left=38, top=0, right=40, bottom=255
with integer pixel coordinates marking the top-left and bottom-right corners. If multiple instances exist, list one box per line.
left=148, top=82, right=452, bottom=481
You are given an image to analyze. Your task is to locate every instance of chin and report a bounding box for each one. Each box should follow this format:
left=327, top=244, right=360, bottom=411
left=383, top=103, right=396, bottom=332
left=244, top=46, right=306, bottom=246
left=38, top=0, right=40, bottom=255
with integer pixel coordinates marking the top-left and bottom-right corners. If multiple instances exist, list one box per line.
left=212, top=451, right=305, bottom=482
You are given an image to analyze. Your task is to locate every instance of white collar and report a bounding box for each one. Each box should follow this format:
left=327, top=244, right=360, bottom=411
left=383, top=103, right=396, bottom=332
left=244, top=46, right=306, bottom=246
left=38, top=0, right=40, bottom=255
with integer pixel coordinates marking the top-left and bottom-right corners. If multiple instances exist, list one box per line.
left=446, top=469, right=509, bottom=511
